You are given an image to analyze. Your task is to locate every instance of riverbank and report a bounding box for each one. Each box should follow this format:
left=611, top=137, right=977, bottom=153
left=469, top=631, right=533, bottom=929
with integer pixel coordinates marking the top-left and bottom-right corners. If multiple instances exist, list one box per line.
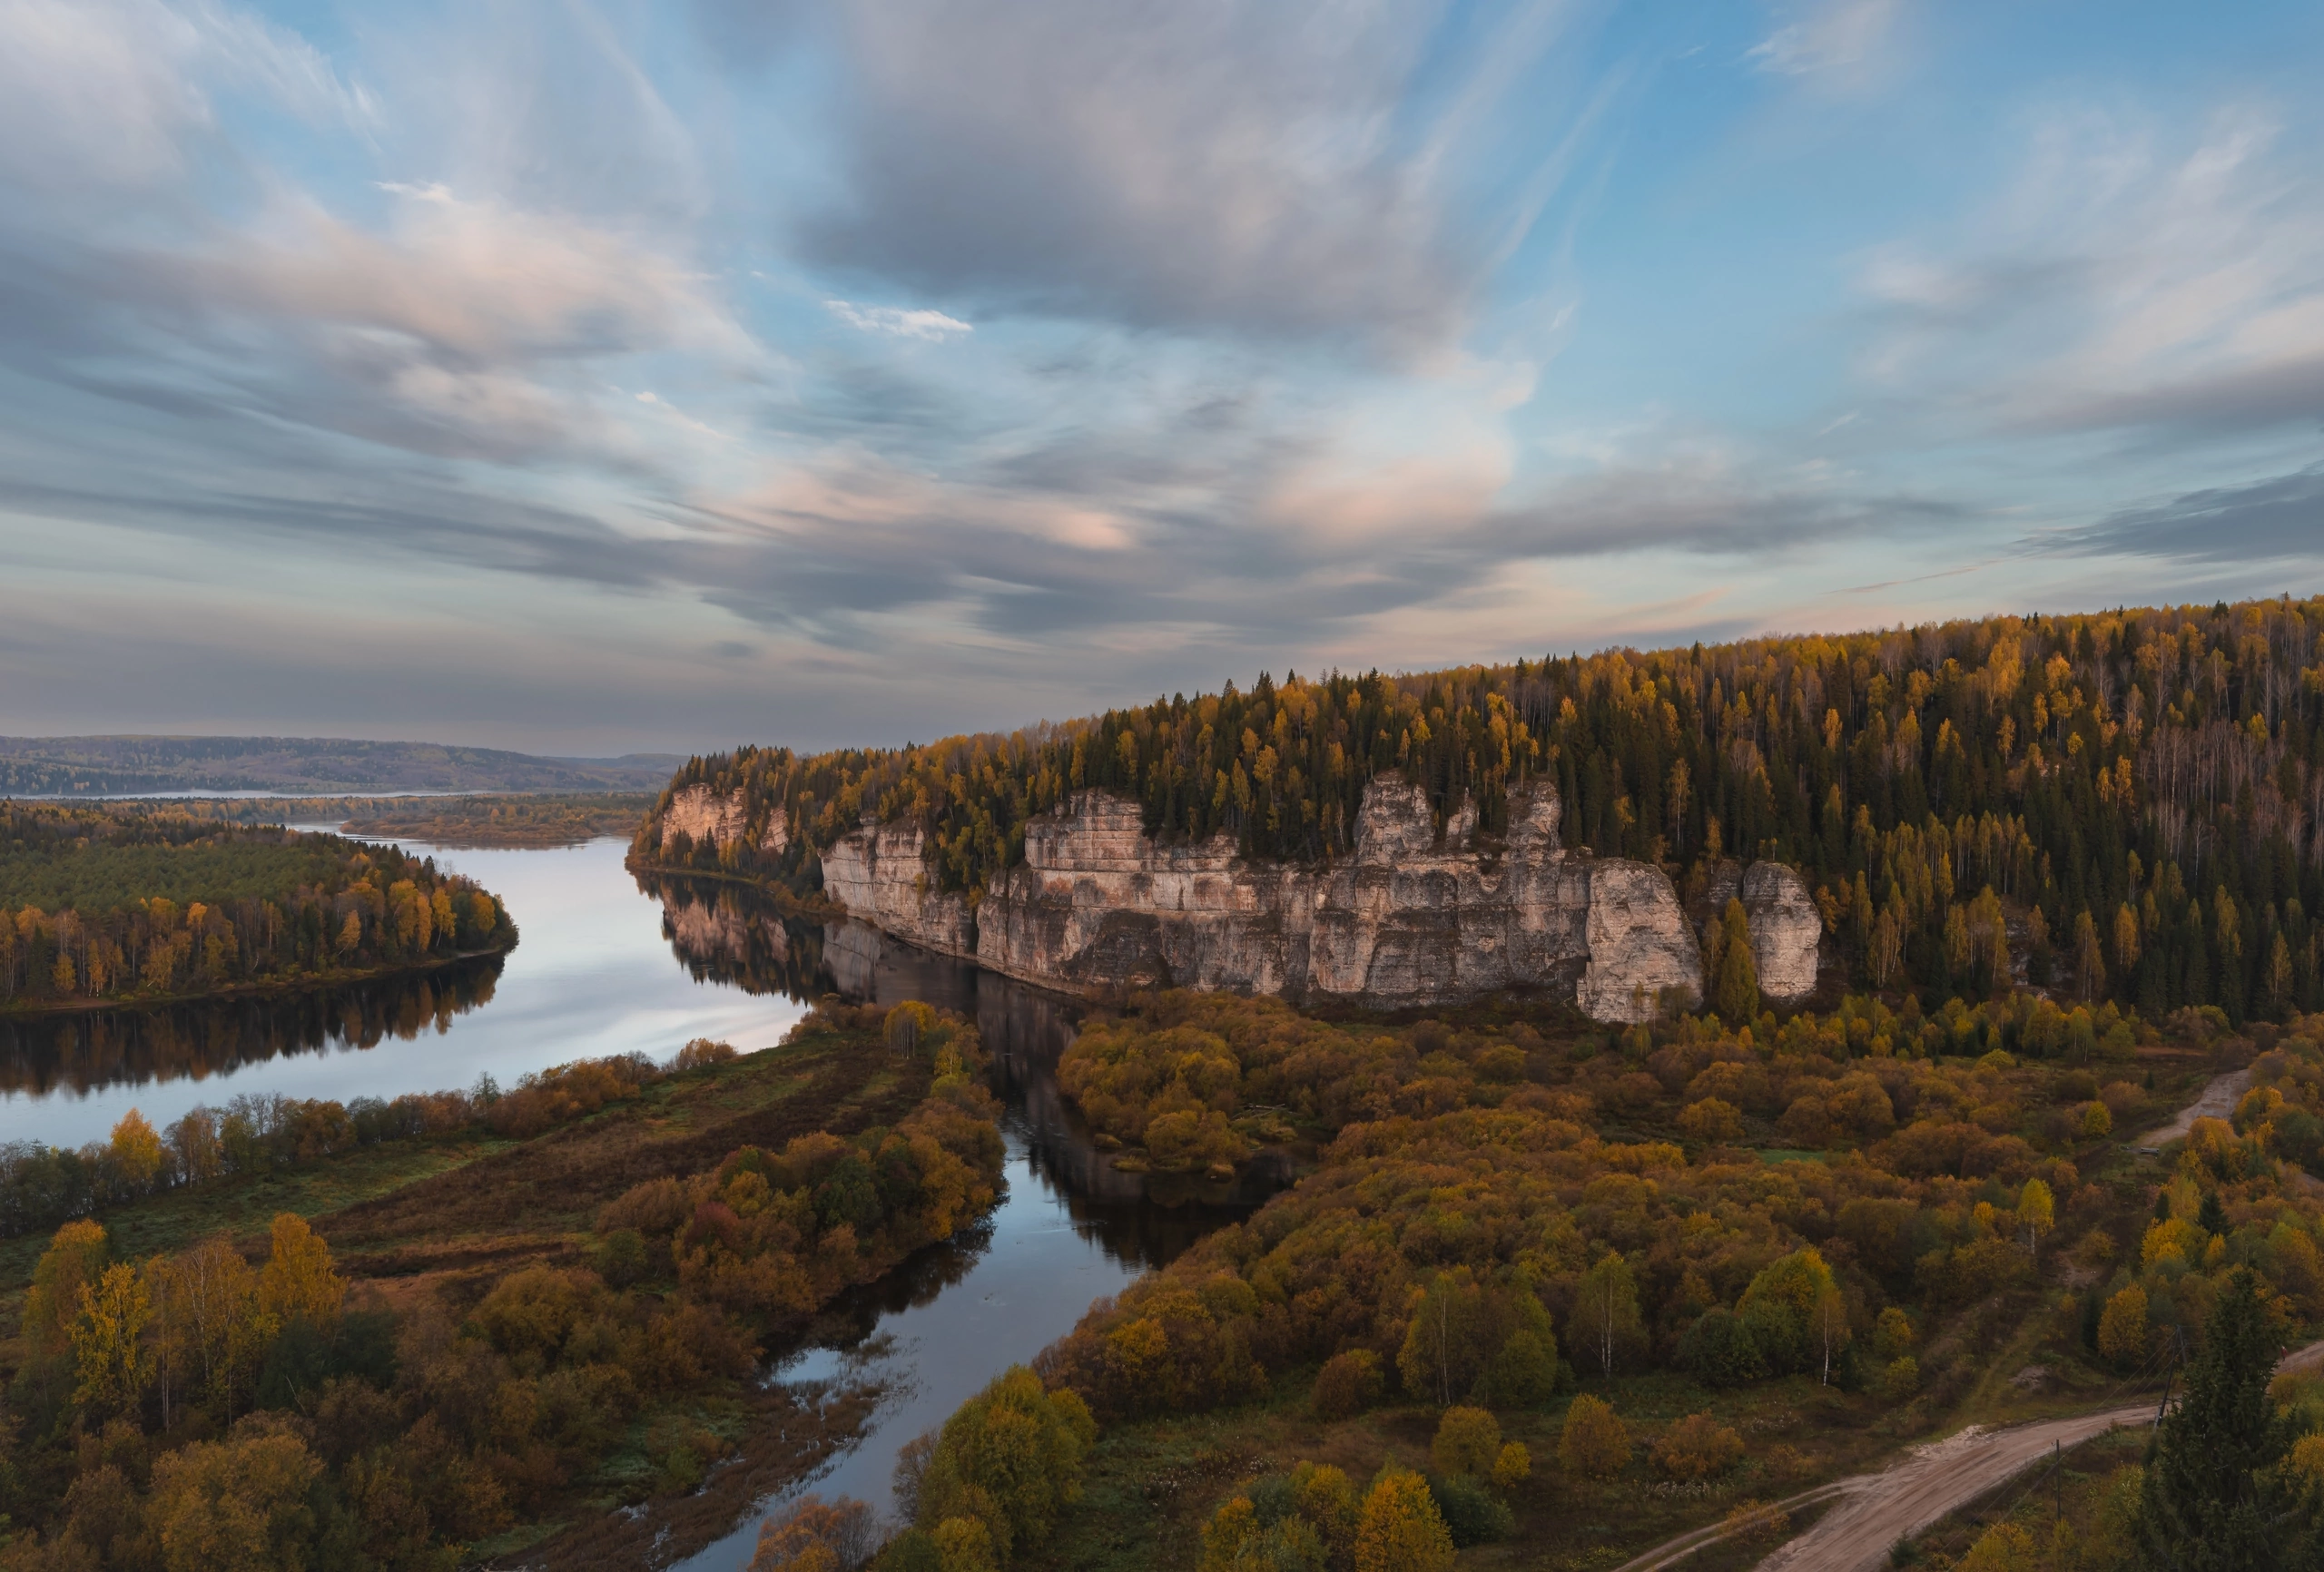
left=0, top=940, right=517, bottom=1020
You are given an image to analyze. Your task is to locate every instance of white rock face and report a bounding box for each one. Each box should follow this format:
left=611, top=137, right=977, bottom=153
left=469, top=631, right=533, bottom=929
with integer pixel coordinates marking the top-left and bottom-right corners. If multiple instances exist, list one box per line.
left=810, top=777, right=1828, bottom=1020
left=660, top=784, right=789, bottom=855
left=1577, top=861, right=1705, bottom=1024
left=1741, top=860, right=1822, bottom=1002
left=817, top=818, right=976, bottom=959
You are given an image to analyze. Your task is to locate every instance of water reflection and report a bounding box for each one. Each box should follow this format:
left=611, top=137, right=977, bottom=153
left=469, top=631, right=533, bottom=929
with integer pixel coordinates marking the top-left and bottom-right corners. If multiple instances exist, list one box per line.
left=0, top=958, right=504, bottom=1100
left=641, top=871, right=832, bottom=1001
left=636, top=870, right=1280, bottom=1269
left=0, top=840, right=806, bottom=1148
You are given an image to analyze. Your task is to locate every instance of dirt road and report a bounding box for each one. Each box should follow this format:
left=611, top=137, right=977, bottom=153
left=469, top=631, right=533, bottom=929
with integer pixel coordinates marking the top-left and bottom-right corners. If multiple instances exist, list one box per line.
left=2136, top=1066, right=2250, bottom=1152
left=1613, top=1339, right=2324, bottom=1572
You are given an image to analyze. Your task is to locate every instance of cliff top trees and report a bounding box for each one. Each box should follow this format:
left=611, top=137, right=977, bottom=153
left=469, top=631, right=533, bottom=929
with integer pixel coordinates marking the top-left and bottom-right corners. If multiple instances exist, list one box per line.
left=653, top=594, right=2324, bottom=1026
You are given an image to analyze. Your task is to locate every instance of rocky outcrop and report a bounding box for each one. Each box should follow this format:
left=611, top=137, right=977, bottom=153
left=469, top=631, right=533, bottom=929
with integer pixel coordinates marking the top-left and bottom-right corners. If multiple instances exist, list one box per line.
left=1577, top=863, right=1707, bottom=1022
left=1741, top=862, right=1822, bottom=1003
left=813, top=777, right=1823, bottom=1022
left=817, top=819, right=975, bottom=959
left=658, top=784, right=789, bottom=855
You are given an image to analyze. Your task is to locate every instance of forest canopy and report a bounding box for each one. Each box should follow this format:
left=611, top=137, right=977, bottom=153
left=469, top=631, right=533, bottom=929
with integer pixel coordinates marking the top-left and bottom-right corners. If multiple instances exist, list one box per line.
left=0, top=803, right=514, bottom=1009
left=645, top=595, right=2324, bottom=1023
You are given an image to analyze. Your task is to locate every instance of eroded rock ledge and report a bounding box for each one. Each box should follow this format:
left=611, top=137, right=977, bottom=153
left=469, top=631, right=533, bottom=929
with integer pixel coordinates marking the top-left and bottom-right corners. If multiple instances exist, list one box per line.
left=808, top=777, right=1819, bottom=1023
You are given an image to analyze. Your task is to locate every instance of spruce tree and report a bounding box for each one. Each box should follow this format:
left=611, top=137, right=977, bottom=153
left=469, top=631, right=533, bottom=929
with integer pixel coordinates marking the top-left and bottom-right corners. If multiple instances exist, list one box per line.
left=2132, top=1270, right=2319, bottom=1570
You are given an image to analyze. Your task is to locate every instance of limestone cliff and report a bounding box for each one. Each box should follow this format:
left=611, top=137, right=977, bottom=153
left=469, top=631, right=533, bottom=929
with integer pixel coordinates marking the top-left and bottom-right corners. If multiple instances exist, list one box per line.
left=656, top=783, right=790, bottom=855
left=814, top=777, right=1820, bottom=1022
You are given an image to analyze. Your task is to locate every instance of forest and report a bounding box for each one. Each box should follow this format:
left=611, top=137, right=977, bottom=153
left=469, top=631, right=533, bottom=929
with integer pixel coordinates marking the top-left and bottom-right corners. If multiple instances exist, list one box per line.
left=641, top=594, right=2324, bottom=1023
left=741, top=987, right=2324, bottom=1572
left=0, top=1002, right=1004, bottom=1570
left=0, top=805, right=514, bottom=1010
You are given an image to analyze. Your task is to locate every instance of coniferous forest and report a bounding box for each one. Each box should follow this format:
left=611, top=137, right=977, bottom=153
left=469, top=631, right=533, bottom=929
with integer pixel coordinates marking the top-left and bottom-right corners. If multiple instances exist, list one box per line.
left=0, top=806, right=515, bottom=1010
left=645, top=595, right=2324, bottom=1024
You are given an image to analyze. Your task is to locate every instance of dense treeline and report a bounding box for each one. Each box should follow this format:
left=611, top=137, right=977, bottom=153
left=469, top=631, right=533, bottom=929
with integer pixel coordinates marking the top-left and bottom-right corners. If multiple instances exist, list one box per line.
left=0, top=804, right=512, bottom=1008
left=1032, top=993, right=2324, bottom=1438
left=0, top=1007, right=1006, bottom=1570
left=647, top=594, right=2324, bottom=1022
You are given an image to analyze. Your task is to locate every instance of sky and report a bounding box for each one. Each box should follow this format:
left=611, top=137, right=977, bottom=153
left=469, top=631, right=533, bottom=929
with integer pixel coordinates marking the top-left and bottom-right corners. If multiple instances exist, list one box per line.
left=2, top=0, right=2321, bottom=756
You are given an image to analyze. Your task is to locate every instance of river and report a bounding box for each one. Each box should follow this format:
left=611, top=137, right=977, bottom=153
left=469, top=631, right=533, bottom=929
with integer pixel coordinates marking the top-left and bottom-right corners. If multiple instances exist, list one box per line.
left=0, top=836, right=1272, bottom=1567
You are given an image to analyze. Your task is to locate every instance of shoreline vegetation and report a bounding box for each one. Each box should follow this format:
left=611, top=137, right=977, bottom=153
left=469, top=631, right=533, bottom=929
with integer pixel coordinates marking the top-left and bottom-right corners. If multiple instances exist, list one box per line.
left=0, top=1002, right=1004, bottom=1571
left=0, top=802, right=517, bottom=1018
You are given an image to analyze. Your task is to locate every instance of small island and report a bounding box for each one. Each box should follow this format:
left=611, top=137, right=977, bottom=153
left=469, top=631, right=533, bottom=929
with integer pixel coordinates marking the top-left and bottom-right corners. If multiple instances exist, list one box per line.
left=0, top=801, right=517, bottom=1014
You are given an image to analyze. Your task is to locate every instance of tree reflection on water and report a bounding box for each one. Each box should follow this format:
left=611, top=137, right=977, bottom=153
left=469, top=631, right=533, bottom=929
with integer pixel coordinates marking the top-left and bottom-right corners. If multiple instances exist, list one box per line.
left=0, top=955, right=506, bottom=1097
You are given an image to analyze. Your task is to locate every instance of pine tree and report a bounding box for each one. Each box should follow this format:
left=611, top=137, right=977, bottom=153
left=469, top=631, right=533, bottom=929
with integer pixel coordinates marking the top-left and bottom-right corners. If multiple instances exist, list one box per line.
left=2132, top=1270, right=2319, bottom=1569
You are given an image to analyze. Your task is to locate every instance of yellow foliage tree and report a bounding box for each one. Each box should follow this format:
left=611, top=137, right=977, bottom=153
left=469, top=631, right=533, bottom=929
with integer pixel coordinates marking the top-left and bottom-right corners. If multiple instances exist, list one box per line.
left=24, top=1219, right=109, bottom=1358
left=1957, top=1520, right=2038, bottom=1572
left=1198, top=1497, right=1257, bottom=1572
left=71, top=1262, right=153, bottom=1416
left=2018, top=1178, right=2053, bottom=1267
left=933, top=1517, right=996, bottom=1572
left=1651, top=1413, right=1745, bottom=1481
left=110, top=1109, right=165, bottom=1193
left=1431, top=1405, right=1502, bottom=1478
left=2098, top=1284, right=2150, bottom=1369
left=1354, top=1469, right=1453, bottom=1572
left=162, top=1236, right=273, bottom=1420
left=148, top=1420, right=324, bottom=1572
left=1559, top=1393, right=1630, bottom=1479
left=2142, top=1217, right=2200, bottom=1267
left=258, top=1213, right=344, bottom=1330
left=1491, top=1442, right=1531, bottom=1490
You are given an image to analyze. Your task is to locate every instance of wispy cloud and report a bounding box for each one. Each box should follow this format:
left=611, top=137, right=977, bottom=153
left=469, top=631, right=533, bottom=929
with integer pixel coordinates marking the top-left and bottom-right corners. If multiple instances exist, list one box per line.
left=824, top=300, right=974, bottom=340
left=1748, top=0, right=1902, bottom=78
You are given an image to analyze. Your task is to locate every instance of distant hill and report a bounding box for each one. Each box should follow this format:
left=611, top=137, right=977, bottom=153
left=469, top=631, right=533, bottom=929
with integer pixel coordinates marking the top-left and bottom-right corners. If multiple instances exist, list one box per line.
left=0, top=736, right=684, bottom=796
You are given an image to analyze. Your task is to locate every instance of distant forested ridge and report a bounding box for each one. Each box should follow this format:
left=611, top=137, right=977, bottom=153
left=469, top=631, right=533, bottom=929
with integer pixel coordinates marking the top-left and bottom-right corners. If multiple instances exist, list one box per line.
left=0, top=803, right=514, bottom=1009
left=645, top=595, right=2324, bottom=1022
left=0, top=734, right=681, bottom=795
left=106, top=791, right=655, bottom=848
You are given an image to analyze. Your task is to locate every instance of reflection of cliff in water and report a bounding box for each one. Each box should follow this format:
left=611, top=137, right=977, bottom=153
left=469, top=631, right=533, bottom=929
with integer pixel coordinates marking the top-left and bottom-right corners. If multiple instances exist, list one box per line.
left=647, top=878, right=1284, bottom=1273
left=635, top=871, right=830, bottom=1001
left=0, top=957, right=505, bottom=1099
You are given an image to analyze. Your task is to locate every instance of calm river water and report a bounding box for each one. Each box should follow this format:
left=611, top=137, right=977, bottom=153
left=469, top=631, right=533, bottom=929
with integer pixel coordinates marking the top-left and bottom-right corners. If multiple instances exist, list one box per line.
left=0, top=836, right=1272, bottom=1567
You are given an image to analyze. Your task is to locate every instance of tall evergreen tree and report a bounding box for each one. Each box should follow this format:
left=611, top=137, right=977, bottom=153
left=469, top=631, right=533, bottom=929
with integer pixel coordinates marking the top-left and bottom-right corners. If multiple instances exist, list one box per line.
left=2132, top=1270, right=2319, bottom=1570
left=1713, top=900, right=1759, bottom=1025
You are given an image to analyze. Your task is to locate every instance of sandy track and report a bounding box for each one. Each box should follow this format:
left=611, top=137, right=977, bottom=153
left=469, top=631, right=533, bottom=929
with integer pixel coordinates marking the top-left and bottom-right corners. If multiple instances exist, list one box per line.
left=1611, top=1347, right=2324, bottom=1572
left=2136, top=1066, right=2250, bottom=1151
